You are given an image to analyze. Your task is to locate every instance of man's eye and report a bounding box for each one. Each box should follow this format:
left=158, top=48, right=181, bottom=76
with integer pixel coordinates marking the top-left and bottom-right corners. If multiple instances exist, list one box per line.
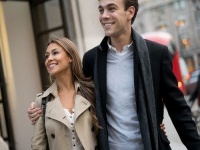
left=109, top=7, right=115, bottom=11
left=98, top=8, right=104, bottom=14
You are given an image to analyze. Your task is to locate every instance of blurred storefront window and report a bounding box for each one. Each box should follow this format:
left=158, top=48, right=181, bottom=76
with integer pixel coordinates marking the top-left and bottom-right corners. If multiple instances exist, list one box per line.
left=30, top=0, right=75, bottom=90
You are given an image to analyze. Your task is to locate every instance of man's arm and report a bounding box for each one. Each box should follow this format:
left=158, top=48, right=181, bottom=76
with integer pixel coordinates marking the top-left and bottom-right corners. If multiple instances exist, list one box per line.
left=27, top=102, right=42, bottom=125
left=82, top=48, right=96, bottom=78
left=161, top=46, right=200, bottom=149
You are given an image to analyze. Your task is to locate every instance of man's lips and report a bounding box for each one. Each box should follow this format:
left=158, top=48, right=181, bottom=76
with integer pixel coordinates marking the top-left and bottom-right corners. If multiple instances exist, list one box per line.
left=103, top=23, right=112, bottom=29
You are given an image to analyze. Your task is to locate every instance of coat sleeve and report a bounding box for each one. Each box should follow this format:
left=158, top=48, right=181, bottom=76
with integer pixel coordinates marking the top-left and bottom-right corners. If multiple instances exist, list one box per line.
left=82, top=48, right=96, bottom=79
left=161, top=46, right=200, bottom=150
left=31, top=96, right=47, bottom=150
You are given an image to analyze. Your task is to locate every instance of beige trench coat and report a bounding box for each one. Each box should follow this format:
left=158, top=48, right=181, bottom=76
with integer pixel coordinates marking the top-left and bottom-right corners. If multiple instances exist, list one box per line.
left=31, top=82, right=97, bottom=150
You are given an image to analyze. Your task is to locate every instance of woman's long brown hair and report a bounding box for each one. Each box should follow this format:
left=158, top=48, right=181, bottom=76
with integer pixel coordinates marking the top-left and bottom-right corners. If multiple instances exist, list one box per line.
left=47, top=37, right=100, bottom=135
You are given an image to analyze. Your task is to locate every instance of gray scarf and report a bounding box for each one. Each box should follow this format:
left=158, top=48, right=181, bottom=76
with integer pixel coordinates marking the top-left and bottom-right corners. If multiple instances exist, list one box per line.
left=132, top=30, right=159, bottom=150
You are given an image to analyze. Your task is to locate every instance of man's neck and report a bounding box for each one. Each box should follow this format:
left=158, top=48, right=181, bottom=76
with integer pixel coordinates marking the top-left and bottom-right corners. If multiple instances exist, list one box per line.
left=110, top=31, right=132, bottom=52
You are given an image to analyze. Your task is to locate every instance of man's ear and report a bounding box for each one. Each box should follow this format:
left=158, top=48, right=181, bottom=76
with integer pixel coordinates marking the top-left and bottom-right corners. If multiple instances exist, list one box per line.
left=127, top=6, right=135, bottom=20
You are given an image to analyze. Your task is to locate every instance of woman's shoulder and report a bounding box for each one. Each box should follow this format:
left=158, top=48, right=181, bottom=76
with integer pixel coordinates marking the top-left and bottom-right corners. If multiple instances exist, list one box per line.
left=34, top=92, right=44, bottom=107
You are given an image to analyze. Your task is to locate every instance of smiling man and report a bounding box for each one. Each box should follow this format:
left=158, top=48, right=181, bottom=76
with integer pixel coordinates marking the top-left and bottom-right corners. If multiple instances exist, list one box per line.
left=82, top=0, right=200, bottom=150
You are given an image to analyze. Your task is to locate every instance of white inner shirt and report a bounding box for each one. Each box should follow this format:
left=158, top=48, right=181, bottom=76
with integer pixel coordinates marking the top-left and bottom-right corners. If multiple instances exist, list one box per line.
left=64, top=108, right=84, bottom=150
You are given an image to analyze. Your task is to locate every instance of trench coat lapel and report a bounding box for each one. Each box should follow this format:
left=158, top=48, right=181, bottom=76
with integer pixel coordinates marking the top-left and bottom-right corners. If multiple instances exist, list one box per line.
left=44, top=94, right=91, bottom=129
left=45, top=97, right=70, bottom=128
left=41, top=82, right=69, bottom=127
left=74, top=95, right=91, bottom=120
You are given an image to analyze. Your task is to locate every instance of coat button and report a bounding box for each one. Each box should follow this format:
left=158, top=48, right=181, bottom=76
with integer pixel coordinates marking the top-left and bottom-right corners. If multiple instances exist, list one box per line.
left=51, top=134, right=55, bottom=139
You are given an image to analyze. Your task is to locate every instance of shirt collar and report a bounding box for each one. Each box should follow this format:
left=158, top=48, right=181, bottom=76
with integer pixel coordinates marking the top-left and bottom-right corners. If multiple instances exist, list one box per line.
left=107, top=39, right=133, bottom=54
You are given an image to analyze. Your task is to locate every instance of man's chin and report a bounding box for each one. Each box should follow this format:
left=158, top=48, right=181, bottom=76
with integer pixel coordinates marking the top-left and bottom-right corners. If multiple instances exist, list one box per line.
left=104, top=31, right=112, bottom=37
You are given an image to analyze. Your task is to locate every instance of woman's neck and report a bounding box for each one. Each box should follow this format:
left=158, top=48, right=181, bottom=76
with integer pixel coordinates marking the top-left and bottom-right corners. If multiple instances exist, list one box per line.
left=56, top=73, right=76, bottom=112
left=56, top=73, right=75, bottom=93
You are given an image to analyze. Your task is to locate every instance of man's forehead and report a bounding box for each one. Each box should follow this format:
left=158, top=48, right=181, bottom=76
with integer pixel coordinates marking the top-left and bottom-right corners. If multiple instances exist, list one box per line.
left=98, top=0, right=124, bottom=7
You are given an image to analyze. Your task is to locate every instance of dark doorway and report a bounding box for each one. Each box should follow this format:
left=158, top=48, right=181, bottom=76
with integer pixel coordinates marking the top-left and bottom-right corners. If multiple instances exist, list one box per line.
left=0, top=52, right=15, bottom=150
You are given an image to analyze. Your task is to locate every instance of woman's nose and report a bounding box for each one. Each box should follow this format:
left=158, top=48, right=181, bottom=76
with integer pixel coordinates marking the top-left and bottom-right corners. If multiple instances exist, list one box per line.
left=46, top=54, right=53, bottom=61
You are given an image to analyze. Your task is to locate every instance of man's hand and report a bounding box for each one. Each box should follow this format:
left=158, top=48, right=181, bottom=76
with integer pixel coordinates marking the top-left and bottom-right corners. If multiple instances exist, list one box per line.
left=27, top=102, right=42, bottom=125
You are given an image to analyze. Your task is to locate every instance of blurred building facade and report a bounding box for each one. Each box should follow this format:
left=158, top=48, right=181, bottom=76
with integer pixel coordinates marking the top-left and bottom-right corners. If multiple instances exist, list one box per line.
left=0, top=0, right=103, bottom=150
left=0, top=0, right=199, bottom=150
left=134, top=0, right=200, bottom=73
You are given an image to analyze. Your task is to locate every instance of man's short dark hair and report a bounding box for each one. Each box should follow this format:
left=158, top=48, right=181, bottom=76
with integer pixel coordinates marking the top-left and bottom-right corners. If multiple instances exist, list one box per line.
left=124, top=0, right=139, bottom=24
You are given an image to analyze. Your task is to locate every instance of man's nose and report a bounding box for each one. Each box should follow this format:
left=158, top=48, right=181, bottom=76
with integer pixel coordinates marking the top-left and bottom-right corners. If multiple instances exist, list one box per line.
left=100, top=10, right=110, bottom=19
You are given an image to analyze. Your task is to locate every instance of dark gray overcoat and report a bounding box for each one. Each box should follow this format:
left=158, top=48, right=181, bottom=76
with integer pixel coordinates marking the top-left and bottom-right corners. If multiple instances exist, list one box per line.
left=82, top=29, right=200, bottom=150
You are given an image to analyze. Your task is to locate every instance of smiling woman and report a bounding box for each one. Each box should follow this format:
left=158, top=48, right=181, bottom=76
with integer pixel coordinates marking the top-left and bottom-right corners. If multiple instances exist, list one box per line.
left=45, top=42, right=72, bottom=77
left=31, top=37, right=100, bottom=150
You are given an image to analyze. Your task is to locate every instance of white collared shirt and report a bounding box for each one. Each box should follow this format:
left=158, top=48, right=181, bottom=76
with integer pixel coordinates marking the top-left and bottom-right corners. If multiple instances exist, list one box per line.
left=107, top=40, right=133, bottom=55
left=64, top=108, right=84, bottom=150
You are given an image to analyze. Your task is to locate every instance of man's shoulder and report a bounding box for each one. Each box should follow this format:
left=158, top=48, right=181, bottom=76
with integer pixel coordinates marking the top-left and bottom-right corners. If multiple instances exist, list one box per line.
left=144, top=39, right=169, bottom=60
left=83, top=45, right=100, bottom=60
left=85, top=46, right=99, bottom=55
left=145, top=39, right=166, bottom=49
left=144, top=39, right=166, bottom=49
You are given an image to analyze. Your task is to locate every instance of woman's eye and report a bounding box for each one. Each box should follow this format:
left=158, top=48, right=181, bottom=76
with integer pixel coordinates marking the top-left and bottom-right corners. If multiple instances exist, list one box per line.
left=53, top=51, right=59, bottom=55
left=44, top=54, right=49, bottom=59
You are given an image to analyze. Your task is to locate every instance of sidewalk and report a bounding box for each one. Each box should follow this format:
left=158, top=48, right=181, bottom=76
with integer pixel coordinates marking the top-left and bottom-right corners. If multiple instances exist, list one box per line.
left=164, top=107, right=187, bottom=150
left=163, top=95, right=200, bottom=150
